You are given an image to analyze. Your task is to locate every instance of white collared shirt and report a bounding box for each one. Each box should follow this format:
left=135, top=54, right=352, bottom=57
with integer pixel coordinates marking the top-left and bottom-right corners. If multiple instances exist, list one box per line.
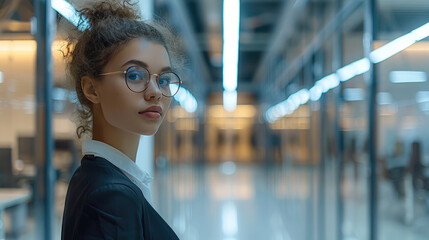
left=82, top=140, right=154, bottom=205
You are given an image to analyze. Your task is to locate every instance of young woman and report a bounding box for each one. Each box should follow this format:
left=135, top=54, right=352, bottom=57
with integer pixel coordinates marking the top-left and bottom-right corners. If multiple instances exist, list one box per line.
left=61, top=1, right=182, bottom=239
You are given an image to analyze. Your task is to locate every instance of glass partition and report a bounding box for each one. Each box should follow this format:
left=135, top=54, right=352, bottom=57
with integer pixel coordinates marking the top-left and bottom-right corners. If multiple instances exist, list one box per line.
left=340, top=4, right=370, bottom=240
left=0, top=36, right=37, bottom=238
left=376, top=0, right=429, bottom=238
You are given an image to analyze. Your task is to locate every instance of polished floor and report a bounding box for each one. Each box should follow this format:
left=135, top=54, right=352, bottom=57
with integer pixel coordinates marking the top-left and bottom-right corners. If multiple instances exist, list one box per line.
left=4, top=161, right=429, bottom=240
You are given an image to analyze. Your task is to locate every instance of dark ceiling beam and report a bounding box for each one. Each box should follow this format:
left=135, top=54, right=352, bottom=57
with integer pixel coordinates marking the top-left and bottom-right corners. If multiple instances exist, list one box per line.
left=274, top=0, right=363, bottom=90
left=0, top=0, right=22, bottom=21
left=252, top=0, right=309, bottom=83
left=208, top=82, right=260, bottom=93
left=240, top=32, right=275, bottom=51
left=187, top=0, right=284, bottom=2
left=195, top=32, right=271, bottom=51
left=167, top=0, right=211, bottom=82
left=196, top=0, right=223, bottom=75
left=239, top=42, right=269, bottom=52
left=0, top=0, right=33, bottom=33
left=240, top=0, right=285, bottom=2
left=166, top=0, right=212, bottom=101
left=0, top=33, right=33, bottom=39
left=0, top=20, right=31, bottom=32
left=16, top=0, right=34, bottom=21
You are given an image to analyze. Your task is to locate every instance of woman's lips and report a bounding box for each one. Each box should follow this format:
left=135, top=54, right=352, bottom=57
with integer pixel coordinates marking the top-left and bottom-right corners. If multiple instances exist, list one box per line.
left=140, top=111, right=161, bottom=119
left=139, top=106, right=162, bottom=119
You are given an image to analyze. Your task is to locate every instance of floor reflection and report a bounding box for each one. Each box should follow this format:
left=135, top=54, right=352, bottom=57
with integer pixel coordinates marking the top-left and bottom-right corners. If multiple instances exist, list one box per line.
left=152, top=162, right=429, bottom=240
left=154, top=163, right=313, bottom=240
left=7, top=162, right=429, bottom=240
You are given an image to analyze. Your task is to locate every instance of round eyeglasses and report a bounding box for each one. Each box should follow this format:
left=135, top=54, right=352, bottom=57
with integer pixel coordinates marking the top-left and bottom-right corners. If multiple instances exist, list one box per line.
left=99, top=66, right=182, bottom=97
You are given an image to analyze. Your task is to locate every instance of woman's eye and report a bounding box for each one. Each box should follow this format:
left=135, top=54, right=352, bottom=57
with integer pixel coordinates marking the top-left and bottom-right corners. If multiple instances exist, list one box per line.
left=127, top=71, right=146, bottom=81
left=159, top=76, right=171, bottom=86
left=128, top=73, right=139, bottom=80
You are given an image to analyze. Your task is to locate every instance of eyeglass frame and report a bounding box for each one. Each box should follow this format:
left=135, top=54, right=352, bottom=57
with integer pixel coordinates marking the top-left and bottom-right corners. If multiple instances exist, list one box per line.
left=99, top=65, right=182, bottom=97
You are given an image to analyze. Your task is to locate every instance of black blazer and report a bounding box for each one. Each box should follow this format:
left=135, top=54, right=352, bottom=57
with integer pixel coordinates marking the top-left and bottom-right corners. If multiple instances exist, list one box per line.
left=61, top=155, right=179, bottom=240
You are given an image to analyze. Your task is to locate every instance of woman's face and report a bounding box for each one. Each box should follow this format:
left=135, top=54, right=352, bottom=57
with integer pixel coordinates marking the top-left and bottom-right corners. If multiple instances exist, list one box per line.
left=94, top=38, right=173, bottom=135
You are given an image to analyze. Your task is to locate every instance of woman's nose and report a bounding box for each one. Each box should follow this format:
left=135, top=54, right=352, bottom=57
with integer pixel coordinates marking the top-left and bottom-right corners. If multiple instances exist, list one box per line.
left=144, top=74, right=162, bottom=101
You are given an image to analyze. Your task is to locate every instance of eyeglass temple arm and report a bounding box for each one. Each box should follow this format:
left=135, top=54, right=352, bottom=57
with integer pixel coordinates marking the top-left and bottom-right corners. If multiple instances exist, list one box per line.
left=99, top=70, right=125, bottom=76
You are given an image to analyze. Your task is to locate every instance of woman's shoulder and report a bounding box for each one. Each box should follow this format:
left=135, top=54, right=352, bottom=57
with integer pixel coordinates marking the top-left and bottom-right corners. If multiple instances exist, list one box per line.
left=79, top=155, right=129, bottom=180
left=64, top=182, right=145, bottom=239
left=68, top=155, right=144, bottom=200
left=87, top=182, right=143, bottom=210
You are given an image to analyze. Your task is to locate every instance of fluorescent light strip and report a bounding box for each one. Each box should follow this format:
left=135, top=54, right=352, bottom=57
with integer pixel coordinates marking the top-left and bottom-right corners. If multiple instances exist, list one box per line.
left=343, top=88, right=365, bottom=101
left=337, top=58, right=370, bottom=82
left=410, top=22, right=429, bottom=41
left=52, top=87, right=70, bottom=101
left=317, top=73, right=340, bottom=93
left=173, top=87, right=198, bottom=113
left=416, top=91, right=429, bottom=103
left=266, top=89, right=309, bottom=122
left=223, top=90, right=237, bottom=112
left=222, top=0, right=240, bottom=111
left=51, top=0, right=89, bottom=31
left=370, top=34, right=416, bottom=63
left=419, top=102, right=429, bottom=112
left=0, top=71, right=3, bottom=83
left=309, top=85, right=323, bottom=102
left=370, top=22, right=429, bottom=63
left=266, top=21, right=429, bottom=122
left=222, top=202, right=238, bottom=236
left=390, top=71, right=427, bottom=83
left=377, top=92, right=393, bottom=105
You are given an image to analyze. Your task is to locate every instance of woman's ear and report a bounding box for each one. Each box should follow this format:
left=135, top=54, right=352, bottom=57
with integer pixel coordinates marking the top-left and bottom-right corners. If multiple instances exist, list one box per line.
left=81, top=76, right=100, bottom=104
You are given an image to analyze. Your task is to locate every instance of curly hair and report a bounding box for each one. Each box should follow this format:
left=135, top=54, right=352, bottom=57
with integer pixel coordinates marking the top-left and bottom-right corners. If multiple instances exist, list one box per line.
left=62, top=0, right=184, bottom=138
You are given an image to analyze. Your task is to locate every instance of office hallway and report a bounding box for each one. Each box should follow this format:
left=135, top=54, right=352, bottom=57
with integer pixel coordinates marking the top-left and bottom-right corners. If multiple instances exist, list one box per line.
left=5, top=160, right=429, bottom=240
left=152, top=162, right=429, bottom=240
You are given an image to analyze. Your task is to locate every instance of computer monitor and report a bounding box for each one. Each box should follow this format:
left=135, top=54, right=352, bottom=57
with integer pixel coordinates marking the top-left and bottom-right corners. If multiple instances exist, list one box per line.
left=0, top=147, right=14, bottom=187
left=18, top=136, right=36, bottom=164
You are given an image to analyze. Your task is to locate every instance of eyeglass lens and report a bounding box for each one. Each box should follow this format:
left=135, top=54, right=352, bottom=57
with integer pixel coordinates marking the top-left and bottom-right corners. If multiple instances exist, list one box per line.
left=125, top=66, right=180, bottom=96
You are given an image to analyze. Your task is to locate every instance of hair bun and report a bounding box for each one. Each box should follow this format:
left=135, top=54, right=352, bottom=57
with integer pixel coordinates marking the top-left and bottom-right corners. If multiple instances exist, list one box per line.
left=79, top=0, right=140, bottom=29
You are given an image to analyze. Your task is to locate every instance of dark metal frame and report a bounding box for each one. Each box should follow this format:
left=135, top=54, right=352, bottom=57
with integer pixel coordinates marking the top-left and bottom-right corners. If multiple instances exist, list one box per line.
left=318, top=94, right=327, bottom=240
left=305, top=59, right=315, bottom=240
left=34, top=0, right=55, bottom=239
left=364, top=0, right=378, bottom=239
left=334, top=1, right=345, bottom=240
left=267, top=0, right=364, bottom=91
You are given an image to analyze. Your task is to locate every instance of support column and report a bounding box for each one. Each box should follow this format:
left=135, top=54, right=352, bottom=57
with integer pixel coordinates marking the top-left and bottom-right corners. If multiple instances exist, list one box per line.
left=318, top=95, right=326, bottom=240
left=306, top=60, right=315, bottom=240
left=333, top=1, right=344, bottom=240
left=316, top=51, right=326, bottom=240
left=364, top=0, right=377, bottom=239
left=34, top=0, right=55, bottom=239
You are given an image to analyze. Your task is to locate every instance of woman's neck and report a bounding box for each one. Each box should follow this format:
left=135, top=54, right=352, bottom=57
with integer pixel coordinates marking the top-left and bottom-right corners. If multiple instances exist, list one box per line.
left=92, top=110, right=140, bottom=162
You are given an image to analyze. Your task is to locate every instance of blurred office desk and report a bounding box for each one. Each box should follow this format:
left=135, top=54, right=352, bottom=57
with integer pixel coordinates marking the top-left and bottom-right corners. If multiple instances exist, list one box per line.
left=0, top=188, right=31, bottom=240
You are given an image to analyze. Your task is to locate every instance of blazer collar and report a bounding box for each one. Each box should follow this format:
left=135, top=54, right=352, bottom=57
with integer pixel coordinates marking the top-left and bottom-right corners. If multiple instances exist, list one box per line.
left=82, top=140, right=153, bottom=185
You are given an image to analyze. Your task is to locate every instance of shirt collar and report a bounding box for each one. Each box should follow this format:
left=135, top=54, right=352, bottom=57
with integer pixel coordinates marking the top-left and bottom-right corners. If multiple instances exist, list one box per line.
left=82, top=140, right=153, bottom=184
